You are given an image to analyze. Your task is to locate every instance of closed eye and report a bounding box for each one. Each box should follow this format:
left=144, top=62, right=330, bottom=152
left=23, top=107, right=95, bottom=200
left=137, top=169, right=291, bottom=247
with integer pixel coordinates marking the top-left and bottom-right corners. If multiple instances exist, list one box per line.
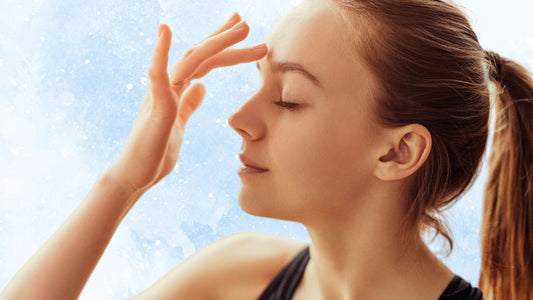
left=273, top=100, right=300, bottom=111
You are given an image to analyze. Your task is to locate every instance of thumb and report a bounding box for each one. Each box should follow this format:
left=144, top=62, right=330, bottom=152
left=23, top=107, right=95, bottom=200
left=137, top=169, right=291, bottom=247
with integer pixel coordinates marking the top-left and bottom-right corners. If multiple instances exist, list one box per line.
left=177, top=83, right=206, bottom=127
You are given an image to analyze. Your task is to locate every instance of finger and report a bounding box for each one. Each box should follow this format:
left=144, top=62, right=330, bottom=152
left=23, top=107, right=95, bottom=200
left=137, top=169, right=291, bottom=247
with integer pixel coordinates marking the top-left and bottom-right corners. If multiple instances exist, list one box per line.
left=177, top=83, right=206, bottom=128
left=191, top=43, right=267, bottom=79
left=149, top=24, right=172, bottom=88
left=202, top=12, right=242, bottom=41
left=148, top=24, right=174, bottom=112
left=170, top=21, right=250, bottom=89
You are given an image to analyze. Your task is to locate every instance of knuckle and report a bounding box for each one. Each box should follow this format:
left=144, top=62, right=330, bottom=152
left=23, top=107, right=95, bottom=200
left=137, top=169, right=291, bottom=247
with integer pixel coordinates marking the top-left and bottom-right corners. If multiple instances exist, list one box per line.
left=185, top=45, right=206, bottom=65
left=183, top=46, right=197, bottom=58
left=189, top=53, right=204, bottom=66
left=148, top=68, right=164, bottom=80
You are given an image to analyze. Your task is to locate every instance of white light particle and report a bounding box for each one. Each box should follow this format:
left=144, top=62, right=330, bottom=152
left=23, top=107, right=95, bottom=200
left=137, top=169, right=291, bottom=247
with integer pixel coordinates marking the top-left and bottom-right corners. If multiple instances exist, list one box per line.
left=155, top=240, right=161, bottom=246
left=140, top=77, right=147, bottom=86
left=140, top=31, right=144, bottom=36
left=85, top=59, right=90, bottom=64
left=208, top=193, right=214, bottom=198
left=88, top=32, right=93, bottom=36
left=185, top=140, right=190, bottom=145
left=24, top=17, right=29, bottom=22
left=126, top=83, right=133, bottom=90
left=215, top=118, right=221, bottom=124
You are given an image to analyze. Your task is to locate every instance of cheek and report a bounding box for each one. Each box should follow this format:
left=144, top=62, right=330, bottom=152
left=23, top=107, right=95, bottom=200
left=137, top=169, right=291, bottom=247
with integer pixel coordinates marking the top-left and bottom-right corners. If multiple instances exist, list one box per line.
left=271, top=110, right=373, bottom=200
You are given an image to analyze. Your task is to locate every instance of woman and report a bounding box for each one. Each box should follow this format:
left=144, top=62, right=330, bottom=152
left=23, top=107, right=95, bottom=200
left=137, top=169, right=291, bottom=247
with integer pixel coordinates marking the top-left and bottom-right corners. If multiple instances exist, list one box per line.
left=1, top=0, right=531, bottom=299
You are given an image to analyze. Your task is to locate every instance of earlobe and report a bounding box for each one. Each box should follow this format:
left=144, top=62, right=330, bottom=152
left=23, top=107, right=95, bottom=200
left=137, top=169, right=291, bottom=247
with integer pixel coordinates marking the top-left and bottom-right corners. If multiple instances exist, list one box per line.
left=374, top=124, right=432, bottom=181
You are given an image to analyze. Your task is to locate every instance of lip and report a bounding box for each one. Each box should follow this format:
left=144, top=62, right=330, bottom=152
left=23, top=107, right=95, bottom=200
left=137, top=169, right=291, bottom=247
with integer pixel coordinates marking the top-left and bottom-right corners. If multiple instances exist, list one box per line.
left=238, top=154, right=269, bottom=174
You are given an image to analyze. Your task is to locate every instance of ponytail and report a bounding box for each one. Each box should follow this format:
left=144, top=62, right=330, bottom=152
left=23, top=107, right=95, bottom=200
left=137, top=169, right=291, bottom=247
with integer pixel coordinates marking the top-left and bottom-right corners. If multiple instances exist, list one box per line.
left=480, top=51, right=533, bottom=300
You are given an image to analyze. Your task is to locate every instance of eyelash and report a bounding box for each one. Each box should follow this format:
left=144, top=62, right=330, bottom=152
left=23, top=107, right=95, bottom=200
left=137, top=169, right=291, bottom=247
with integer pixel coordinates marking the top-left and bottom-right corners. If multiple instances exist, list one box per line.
left=273, top=99, right=300, bottom=111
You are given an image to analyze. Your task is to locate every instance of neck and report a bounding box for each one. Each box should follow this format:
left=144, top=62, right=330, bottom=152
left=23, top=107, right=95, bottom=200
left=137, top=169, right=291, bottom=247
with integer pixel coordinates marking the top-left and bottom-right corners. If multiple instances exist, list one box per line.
left=301, top=183, right=453, bottom=300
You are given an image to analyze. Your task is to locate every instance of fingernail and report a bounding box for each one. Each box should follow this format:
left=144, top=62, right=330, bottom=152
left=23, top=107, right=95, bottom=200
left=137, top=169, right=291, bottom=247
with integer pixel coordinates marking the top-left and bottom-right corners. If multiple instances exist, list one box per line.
left=228, top=12, right=239, bottom=22
left=232, top=20, right=247, bottom=31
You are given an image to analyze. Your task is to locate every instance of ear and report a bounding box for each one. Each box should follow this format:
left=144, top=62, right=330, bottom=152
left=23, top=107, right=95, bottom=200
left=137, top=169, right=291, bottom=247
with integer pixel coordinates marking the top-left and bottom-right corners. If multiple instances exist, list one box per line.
left=373, top=124, right=432, bottom=181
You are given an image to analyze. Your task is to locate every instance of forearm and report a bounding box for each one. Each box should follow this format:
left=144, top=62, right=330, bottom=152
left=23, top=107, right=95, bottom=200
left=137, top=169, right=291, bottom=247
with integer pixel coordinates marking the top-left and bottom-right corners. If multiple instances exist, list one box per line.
left=0, top=169, right=142, bottom=300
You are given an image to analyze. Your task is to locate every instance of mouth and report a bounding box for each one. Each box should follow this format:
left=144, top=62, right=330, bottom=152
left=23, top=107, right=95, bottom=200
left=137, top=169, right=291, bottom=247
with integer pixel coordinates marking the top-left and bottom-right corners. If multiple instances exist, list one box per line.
left=239, top=163, right=269, bottom=174
left=238, top=154, right=269, bottom=174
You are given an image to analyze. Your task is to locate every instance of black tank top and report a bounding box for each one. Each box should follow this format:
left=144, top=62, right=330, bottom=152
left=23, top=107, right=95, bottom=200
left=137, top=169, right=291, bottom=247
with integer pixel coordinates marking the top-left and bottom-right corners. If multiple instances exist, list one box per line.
left=258, top=247, right=483, bottom=300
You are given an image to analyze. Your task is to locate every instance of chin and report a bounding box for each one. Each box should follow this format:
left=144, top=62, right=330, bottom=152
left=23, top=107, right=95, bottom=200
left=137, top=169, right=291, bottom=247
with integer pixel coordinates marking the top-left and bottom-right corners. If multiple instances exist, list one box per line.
left=237, top=186, right=305, bottom=222
left=237, top=188, right=271, bottom=217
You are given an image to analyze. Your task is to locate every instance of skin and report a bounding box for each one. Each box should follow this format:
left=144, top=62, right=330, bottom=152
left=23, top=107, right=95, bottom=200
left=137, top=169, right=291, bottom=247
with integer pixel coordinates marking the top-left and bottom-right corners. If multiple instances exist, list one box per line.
left=0, top=1, right=456, bottom=300
left=230, top=1, right=453, bottom=299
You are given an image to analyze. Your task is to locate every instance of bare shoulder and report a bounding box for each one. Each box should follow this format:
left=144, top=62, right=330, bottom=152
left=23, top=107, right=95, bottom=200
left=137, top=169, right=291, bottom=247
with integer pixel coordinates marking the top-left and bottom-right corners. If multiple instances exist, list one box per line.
left=131, top=232, right=308, bottom=300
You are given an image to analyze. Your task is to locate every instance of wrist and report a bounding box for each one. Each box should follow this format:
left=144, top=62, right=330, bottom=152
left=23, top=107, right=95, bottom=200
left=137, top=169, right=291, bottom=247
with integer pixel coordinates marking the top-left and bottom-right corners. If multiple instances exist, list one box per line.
left=99, top=166, right=146, bottom=208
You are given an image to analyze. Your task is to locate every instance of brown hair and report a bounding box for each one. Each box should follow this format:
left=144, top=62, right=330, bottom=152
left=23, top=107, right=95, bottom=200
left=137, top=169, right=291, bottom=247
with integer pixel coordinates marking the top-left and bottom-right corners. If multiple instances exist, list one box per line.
left=480, top=52, right=533, bottom=299
left=331, top=0, right=533, bottom=298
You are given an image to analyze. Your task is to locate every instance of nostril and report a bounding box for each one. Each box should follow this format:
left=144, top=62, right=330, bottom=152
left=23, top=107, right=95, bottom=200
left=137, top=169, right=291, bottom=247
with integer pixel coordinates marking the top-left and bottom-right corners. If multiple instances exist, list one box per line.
left=237, top=128, right=252, bottom=140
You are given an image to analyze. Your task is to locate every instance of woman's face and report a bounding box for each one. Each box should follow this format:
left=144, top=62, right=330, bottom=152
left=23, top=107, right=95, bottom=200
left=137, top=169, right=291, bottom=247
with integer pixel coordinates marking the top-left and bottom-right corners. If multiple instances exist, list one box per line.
left=229, top=0, right=383, bottom=223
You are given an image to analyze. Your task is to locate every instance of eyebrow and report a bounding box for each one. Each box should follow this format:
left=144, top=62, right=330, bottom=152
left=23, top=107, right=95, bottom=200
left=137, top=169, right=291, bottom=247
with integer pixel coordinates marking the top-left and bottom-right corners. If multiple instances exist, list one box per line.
left=256, top=60, right=322, bottom=88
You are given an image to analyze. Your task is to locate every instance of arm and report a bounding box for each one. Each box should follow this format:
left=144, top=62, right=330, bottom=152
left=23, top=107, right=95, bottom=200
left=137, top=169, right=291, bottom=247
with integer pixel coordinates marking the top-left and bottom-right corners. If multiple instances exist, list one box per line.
left=0, top=171, right=140, bottom=300
left=0, top=14, right=267, bottom=300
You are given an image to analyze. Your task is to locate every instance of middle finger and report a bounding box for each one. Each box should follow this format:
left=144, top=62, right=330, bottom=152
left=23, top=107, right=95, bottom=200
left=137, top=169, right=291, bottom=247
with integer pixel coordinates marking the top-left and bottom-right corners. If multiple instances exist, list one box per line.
left=202, top=12, right=242, bottom=41
left=170, top=21, right=250, bottom=89
left=190, top=44, right=268, bottom=79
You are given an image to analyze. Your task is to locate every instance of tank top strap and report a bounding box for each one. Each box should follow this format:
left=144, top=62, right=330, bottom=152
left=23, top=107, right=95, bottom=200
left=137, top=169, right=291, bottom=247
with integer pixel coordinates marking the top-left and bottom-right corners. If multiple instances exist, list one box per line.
left=258, top=246, right=482, bottom=300
left=258, top=246, right=310, bottom=300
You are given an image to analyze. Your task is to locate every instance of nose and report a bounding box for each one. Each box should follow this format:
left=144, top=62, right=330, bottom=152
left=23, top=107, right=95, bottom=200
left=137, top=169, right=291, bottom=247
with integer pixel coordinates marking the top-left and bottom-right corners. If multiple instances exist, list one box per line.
left=228, top=97, right=266, bottom=141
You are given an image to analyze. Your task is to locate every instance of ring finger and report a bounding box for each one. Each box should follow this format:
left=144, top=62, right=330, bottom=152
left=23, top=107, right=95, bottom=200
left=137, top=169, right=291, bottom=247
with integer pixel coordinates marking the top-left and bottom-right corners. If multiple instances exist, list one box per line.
left=170, top=21, right=251, bottom=91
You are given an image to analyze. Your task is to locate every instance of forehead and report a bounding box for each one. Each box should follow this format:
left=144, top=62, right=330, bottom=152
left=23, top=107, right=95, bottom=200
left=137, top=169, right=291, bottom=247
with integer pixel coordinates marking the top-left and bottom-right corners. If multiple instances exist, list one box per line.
left=265, top=0, right=347, bottom=73
left=261, top=0, right=375, bottom=97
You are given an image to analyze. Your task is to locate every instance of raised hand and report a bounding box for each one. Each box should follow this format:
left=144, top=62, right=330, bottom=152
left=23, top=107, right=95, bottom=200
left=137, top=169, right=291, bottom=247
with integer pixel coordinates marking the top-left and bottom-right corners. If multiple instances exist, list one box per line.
left=110, top=13, right=267, bottom=195
left=0, top=15, right=268, bottom=300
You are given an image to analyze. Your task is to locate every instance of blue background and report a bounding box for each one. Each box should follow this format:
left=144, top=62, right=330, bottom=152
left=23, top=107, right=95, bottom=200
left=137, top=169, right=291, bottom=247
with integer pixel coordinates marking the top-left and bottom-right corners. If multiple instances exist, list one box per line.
left=1, top=0, right=532, bottom=298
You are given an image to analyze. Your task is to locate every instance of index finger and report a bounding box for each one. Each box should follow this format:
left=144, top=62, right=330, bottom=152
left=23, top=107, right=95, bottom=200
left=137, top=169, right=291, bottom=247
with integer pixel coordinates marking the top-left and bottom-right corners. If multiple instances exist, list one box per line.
left=170, top=21, right=250, bottom=88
